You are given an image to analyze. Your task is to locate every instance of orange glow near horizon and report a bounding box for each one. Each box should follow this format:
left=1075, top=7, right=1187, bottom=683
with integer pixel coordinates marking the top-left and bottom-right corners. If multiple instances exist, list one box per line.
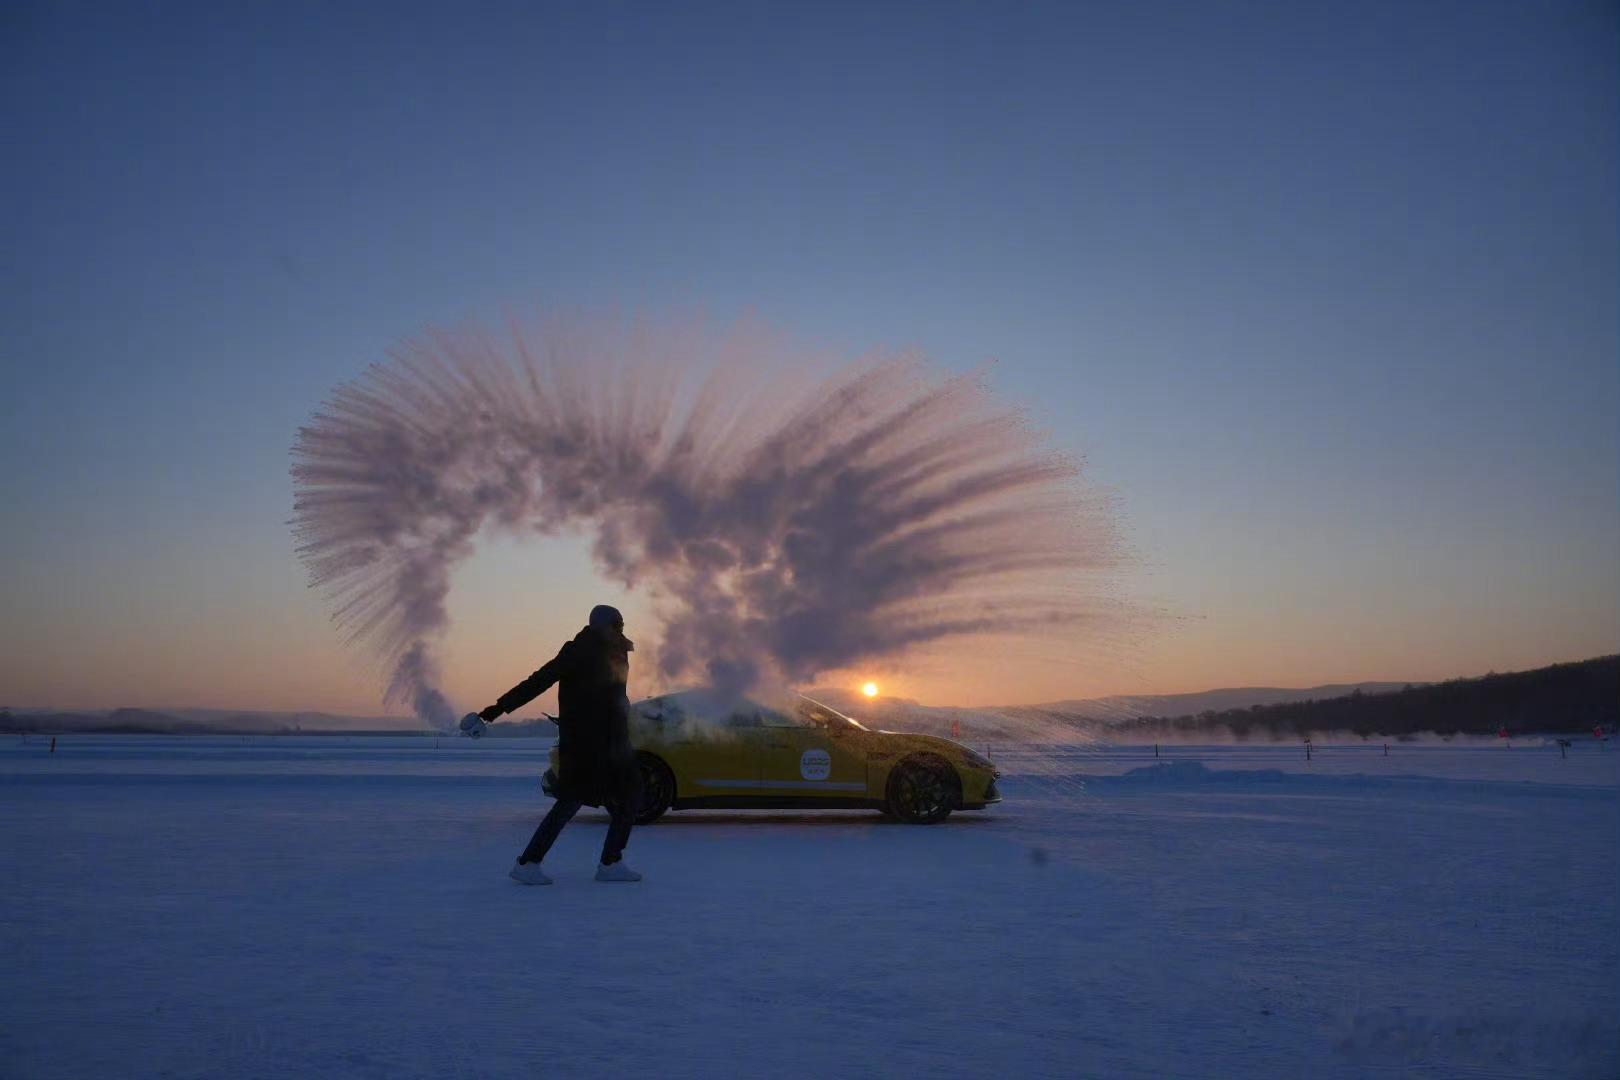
left=4, top=532, right=1615, bottom=716
left=861, top=682, right=879, bottom=698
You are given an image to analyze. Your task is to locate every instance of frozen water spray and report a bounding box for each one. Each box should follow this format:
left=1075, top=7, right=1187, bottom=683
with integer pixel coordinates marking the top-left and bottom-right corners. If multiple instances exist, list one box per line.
left=290, top=313, right=1126, bottom=728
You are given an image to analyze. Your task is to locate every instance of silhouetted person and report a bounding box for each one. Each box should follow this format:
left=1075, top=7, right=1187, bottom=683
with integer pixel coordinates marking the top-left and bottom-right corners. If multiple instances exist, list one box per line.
left=476, top=605, right=642, bottom=883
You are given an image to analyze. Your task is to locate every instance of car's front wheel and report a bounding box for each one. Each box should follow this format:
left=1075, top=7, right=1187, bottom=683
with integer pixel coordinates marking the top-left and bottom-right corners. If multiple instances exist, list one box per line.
left=635, top=753, right=675, bottom=824
left=886, top=758, right=957, bottom=824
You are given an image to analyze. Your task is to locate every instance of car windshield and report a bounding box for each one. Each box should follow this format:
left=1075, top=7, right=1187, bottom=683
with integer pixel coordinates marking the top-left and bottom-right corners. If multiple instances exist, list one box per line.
left=635, top=690, right=868, bottom=731
left=795, top=697, right=868, bottom=731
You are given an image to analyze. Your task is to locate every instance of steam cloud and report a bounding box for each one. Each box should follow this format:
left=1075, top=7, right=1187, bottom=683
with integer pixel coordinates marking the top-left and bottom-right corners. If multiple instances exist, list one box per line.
left=290, top=314, right=1124, bottom=728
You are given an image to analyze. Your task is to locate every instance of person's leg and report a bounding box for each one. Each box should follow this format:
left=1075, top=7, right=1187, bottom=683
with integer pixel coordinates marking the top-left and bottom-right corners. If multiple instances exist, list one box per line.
left=519, top=797, right=582, bottom=864
left=599, top=769, right=640, bottom=865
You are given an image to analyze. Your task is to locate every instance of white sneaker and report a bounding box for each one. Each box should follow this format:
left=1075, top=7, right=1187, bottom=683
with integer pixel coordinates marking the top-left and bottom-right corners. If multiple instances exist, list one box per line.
left=509, top=860, right=553, bottom=885
left=594, top=861, right=642, bottom=882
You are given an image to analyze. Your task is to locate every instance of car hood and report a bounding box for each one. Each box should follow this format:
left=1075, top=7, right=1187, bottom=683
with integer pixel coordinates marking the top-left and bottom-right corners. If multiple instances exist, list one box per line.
left=873, top=731, right=993, bottom=767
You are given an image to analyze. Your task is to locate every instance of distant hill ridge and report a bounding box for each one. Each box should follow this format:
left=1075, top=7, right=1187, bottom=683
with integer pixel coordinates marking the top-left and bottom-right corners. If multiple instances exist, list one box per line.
left=811, top=657, right=1615, bottom=740
left=1030, top=682, right=1417, bottom=723
left=804, top=680, right=1418, bottom=738
left=0, top=707, right=413, bottom=736
left=4, top=656, right=1613, bottom=737
left=1112, top=655, right=1617, bottom=740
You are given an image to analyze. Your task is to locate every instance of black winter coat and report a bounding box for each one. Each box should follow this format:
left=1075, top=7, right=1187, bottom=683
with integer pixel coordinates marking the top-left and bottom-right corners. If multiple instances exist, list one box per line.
left=494, top=627, right=634, bottom=807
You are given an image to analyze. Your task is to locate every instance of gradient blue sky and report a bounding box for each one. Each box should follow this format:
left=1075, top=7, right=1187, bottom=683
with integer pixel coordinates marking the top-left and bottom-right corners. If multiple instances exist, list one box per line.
left=2, top=1, right=1616, bottom=713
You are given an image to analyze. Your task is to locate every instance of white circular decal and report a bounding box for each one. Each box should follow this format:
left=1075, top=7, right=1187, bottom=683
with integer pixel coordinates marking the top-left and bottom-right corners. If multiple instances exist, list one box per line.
left=799, top=748, right=831, bottom=781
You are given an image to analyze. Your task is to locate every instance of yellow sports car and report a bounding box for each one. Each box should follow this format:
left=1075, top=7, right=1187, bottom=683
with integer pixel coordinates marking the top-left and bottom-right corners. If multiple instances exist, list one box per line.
left=541, top=690, right=1001, bottom=824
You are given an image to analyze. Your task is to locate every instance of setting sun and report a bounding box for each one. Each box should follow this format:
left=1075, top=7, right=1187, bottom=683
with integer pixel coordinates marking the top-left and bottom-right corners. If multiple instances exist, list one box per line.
left=861, top=682, right=879, bottom=698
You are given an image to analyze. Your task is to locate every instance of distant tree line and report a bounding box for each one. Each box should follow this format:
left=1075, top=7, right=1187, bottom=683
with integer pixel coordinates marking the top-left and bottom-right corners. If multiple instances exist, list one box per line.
left=1118, top=655, right=1618, bottom=740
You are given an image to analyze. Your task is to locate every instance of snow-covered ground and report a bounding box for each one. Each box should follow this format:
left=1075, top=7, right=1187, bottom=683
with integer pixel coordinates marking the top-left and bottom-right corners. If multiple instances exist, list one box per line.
left=2, top=735, right=1615, bottom=1079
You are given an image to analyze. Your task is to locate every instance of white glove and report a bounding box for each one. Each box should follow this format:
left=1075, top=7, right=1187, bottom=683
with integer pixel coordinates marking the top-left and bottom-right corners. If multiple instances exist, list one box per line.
left=459, top=712, right=490, bottom=738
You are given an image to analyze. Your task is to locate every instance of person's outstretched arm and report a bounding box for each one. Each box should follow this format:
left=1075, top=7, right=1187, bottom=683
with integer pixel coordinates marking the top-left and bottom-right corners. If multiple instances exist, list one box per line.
left=479, top=642, right=577, bottom=722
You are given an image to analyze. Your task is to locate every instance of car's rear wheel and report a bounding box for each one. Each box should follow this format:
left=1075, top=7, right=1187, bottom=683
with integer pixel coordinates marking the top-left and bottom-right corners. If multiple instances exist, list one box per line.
left=634, top=753, right=675, bottom=824
left=886, top=758, right=957, bottom=824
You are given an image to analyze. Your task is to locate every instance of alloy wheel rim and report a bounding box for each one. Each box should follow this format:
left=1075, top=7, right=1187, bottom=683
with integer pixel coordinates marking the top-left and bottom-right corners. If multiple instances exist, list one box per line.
left=641, top=763, right=672, bottom=811
left=898, top=767, right=946, bottom=819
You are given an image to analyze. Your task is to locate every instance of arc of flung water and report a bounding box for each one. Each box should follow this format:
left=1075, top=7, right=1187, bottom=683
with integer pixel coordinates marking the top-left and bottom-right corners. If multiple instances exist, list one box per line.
left=290, top=314, right=1128, bottom=729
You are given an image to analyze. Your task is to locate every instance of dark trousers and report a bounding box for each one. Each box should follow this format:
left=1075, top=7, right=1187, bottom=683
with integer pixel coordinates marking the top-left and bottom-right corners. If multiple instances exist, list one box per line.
left=520, top=767, right=638, bottom=865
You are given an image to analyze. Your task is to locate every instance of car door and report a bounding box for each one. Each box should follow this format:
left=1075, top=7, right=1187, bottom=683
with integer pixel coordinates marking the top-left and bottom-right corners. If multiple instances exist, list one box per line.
left=667, top=705, right=763, bottom=799
left=757, top=704, right=869, bottom=799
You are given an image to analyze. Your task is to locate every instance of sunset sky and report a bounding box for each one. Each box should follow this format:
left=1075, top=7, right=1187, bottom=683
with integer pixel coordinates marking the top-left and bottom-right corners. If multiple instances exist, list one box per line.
left=2, top=2, right=1615, bottom=715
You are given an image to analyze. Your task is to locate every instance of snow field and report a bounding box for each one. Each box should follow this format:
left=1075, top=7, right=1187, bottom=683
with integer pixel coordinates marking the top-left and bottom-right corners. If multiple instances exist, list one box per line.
left=2, top=737, right=1615, bottom=1078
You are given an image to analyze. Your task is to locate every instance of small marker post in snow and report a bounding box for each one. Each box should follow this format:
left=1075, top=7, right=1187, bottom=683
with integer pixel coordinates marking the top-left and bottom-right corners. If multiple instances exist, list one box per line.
left=1304, top=737, right=1312, bottom=762
left=1557, top=738, right=1571, bottom=759
left=1383, top=742, right=1389, bottom=757
left=50, top=737, right=56, bottom=753
left=1154, top=743, right=1159, bottom=759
